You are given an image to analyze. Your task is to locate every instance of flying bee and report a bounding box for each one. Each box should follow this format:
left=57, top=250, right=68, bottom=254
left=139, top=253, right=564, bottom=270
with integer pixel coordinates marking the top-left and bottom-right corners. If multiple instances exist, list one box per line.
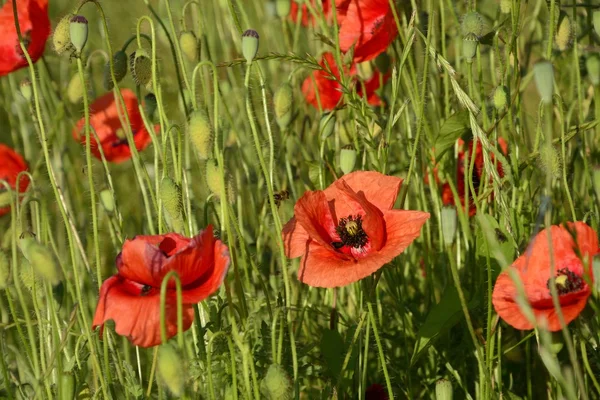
left=273, top=189, right=290, bottom=208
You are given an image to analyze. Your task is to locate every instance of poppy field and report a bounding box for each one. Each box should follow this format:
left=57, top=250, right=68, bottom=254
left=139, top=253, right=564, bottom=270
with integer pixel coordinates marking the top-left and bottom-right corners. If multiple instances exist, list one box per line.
left=1, top=0, right=600, bottom=399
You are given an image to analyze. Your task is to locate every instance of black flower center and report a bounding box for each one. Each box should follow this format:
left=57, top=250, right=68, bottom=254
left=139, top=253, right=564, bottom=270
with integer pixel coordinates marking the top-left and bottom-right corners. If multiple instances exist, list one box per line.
left=546, top=268, right=584, bottom=295
left=332, top=215, right=368, bottom=249
left=141, top=284, right=152, bottom=296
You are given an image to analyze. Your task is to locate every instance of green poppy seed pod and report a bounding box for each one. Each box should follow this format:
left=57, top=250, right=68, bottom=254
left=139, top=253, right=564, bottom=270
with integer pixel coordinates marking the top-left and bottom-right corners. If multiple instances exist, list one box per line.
left=144, top=93, right=158, bottom=121
left=500, top=0, right=511, bottom=14
left=461, top=11, right=485, bottom=37
left=99, top=189, right=115, bottom=213
left=586, top=54, right=600, bottom=86
left=462, top=33, right=479, bottom=63
left=276, top=0, right=291, bottom=18
left=160, top=177, right=184, bottom=233
left=179, top=31, right=199, bottom=62
left=19, top=239, right=62, bottom=286
left=67, top=73, right=84, bottom=104
left=242, top=29, right=259, bottom=63
left=104, top=50, right=128, bottom=91
left=339, top=145, right=357, bottom=175
left=533, top=61, right=554, bottom=105
left=0, top=251, right=10, bottom=290
left=441, top=206, right=457, bottom=246
left=157, top=344, right=184, bottom=397
left=59, top=371, right=76, bottom=400
left=206, top=159, right=224, bottom=197
left=375, top=52, right=391, bottom=74
left=493, top=85, right=508, bottom=110
left=69, top=15, right=89, bottom=54
left=435, top=378, right=453, bottom=400
left=594, top=11, right=600, bottom=36
left=274, top=83, right=294, bottom=130
left=188, top=110, right=213, bottom=160
left=260, top=363, right=292, bottom=400
left=319, top=113, right=336, bottom=140
left=20, top=78, right=32, bottom=101
left=53, top=14, right=73, bottom=55
left=129, top=48, right=152, bottom=86
left=555, top=11, right=572, bottom=51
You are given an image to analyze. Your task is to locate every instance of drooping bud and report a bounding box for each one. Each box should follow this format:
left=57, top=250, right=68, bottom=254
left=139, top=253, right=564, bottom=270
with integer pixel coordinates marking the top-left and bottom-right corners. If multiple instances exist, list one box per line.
left=179, top=31, right=199, bottom=62
left=53, top=14, right=73, bottom=55
left=276, top=0, right=291, bottom=18
left=586, top=54, right=600, bottom=86
left=260, top=363, right=292, bottom=400
left=206, top=159, right=224, bottom=197
left=99, top=189, right=115, bottom=214
left=435, top=378, right=453, bottom=400
left=319, top=113, right=336, bottom=140
left=441, top=206, right=457, bottom=246
left=533, top=60, right=554, bottom=105
left=104, top=50, right=129, bottom=91
left=69, top=15, right=89, bottom=54
left=492, top=85, right=508, bottom=110
left=274, top=83, right=294, bottom=130
left=129, top=48, right=152, bottom=86
left=187, top=110, right=213, bottom=160
left=555, top=11, right=572, bottom=52
left=19, top=237, right=62, bottom=286
left=0, top=251, right=10, bottom=290
left=20, top=78, right=32, bottom=101
left=242, top=29, right=259, bottom=63
left=67, top=73, right=84, bottom=104
left=462, top=33, right=479, bottom=63
left=160, top=177, right=184, bottom=233
left=157, top=344, right=185, bottom=397
left=144, top=93, right=158, bottom=122
left=339, top=145, right=357, bottom=175
left=461, top=11, right=485, bottom=37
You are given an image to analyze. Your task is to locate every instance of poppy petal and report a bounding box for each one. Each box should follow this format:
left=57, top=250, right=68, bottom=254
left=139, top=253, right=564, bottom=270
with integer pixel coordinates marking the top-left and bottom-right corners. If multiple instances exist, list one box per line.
left=325, top=170, right=402, bottom=211
left=294, top=190, right=338, bottom=250
left=180, top=238, right=230, bottom=304
left=282, top=217, right=311, bottom=258
left=491, top=270, right=534, bottom=330
left=117, top=236, right=170, bottom=287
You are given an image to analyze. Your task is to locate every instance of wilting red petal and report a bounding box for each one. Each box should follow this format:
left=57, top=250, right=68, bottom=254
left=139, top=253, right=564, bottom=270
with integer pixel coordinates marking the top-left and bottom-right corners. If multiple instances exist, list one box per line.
left=0, top=144, right=30, bottom=217
left=282, top=217, right=311, bottom=258
left=92, top=275, right=195, bottom=348
left=0, top=0, right=49, bottom=76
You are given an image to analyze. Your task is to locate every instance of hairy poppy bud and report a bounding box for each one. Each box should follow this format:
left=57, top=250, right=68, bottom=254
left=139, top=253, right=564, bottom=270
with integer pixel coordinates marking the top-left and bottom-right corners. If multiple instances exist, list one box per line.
left=539, top=145, right=561, bottom=180
left=586, top=54, right=600, bottom=86
left=462, top=33, right=479, bottom=63
left=276, top=0, right=291, bottom=17
left=260, top=363, right=292, bottom=400
left=493, top=85, right=508, bottom=110
left=242, top=29, right=259, bottom=63
left=67, top=73, right=84, bottom=104
left=435, top=378, right=453, bottom=400
left=20, top=79, right=32, bottom=102
left=339, top=145, right=357, bottom=175
left=274, top=83, right=294, bottom=130
left=594, top=11, right=600, bottom=36
left=206, top=159, right=224, bottom=196
left=144, top=93, right=158, bottom=121
left=319, top=113, right=336, bottom=140
left=53, top=14, right=73, bottom=55
left=533, top=60, right=554, bottom=105
left=158, top=344, right=185, bottom=397
left=99, top=189, right=115, bottom=213
left=500, top=0, right=511, bottom=14
left=441, top=206, right=457, bottom=246
left=555, top=11, right=572, bottom=51
left=160, top=177, right=184, bottom=233
left=104, top=50, right=128, bottom=91
left=180, top=31, right=199, bottom=62
left=19, top=238, right=62, bottom=286
left=461, top=11, right=485, bottom=37
left=188, top=110, right=213, bottom=160
left=129, top=49, right=152, bottom=86
left=69, top=15, right=89, bottom=54
left=59, top=371, right=76, bottom=400
left=0, top=251, right=10, bottom=290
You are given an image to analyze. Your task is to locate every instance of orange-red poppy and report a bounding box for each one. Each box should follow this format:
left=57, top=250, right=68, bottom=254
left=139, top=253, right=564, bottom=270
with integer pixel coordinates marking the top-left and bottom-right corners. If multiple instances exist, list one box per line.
left=290, top=0, right=332, bottom=26
left=0, top=0, right=49, bottom=76
left=92, top=226, right=229, bottom=348
left=337, top=0, right=398, bottom=62
left=282, top=171, right=429, bottom=288
left=441, top=138, right=508, bottom=216
left=492, top=222, right=598, bottom=331
left=0, top=144, right=30, bottom=217
left=302, top=52, right=388, bottom=110
left=73, top=89, right=155, bottom=163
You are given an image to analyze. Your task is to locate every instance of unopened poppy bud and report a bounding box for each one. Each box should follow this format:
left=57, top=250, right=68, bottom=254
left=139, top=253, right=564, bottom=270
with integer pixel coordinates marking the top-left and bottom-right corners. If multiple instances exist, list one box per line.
left=555, top=11, right=572, bottom=51
left=99, top=189, right=115, bottom=213
left=160, top=177, right=184, bottom=233
left=67, top=73, right=84, bottom=104
left=144, top=93, right=158, bottom=121
left=274, top=83, right=294, bottom=130
left=375, top=52, right=391, bottom=74
left=206, top=159, right=224, bottom=196
left=594, top=11, right=600, bottom=36
left=500, top=0, right=511, bottom=14
left=435, top=378, right=453, bottom=400
left=188, top=110, right=213, bottom=160
left=129, top=48, right=152, bottom=86
left=339, top=145, right=357, bottom=175
left=539, top=144, right=562, bottom=180
left=586, top=54, right=600, bottom=86
left=53, top=14, right=73, bottom=55
left=461, top=11, right=485, bottom=37
left=104, top=50, right=128, bottom=91
left=533, top=60, right=554, bottom=105
left=493, top=85, right=508, bottom=110
left=59, top=371, right=76, bottom=400
left=19, top=239, right=62, bottom=286
left=19, top=258, right=37, bottom=292
left=158, top=344, right=185, bottom=397
left=276, top=0, right=291, bottom=17
left=260, top=363, right=292, bottom=400
left=20, top=79, right=32, bottom=101
left=179, top=31, right=199, bottom=62
left=319, top=113, right=336, bottom=139
left=242, top=29, right=259, bottom=63
left=462, top=33, right=479, bottom=63
left=356, top=61, right=374, bottom=81
left=69, top=15, right=89, bottom=54
left=441, top=206, right=457, bottom=246
left=0, top=251, right=10, bottom=289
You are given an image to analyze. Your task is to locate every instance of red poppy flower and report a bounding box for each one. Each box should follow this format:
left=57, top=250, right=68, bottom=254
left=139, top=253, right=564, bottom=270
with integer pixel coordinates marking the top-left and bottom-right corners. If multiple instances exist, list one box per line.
left=302, top=52, right=388, bottom=110
left=290, top=0, right=332, bottom=26
left=441, top=138, right=508, bottom=217
left=365, top=383, right=389, bottom=400
left=0, top=144, right=30, bottom=217
left=0, top=0, right=50, bottom=76
left=73, top=89, right=155, bottom=163
left=337, top=0, right=398, bottom=62
left=492, top=222, right=598, bottom=331
left=282, top=171, right=430, bottom=288
left=92, top=226, right=230, bottom=348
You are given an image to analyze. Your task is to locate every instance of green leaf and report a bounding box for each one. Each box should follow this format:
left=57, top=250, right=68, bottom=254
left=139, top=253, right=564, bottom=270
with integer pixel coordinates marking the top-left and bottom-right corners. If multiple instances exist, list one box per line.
left=320, top=329, right=345, bottom=380
left=434, top=111, right=470, bottom=159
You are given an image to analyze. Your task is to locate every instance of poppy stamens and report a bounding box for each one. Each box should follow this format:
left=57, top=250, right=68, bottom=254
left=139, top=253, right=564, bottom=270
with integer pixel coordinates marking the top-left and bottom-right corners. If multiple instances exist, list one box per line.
left=335, top=215, right=368, bottom=249
left=547, top=268, right=584, bottom=295
left=140, top=285, right=152, bottom=296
